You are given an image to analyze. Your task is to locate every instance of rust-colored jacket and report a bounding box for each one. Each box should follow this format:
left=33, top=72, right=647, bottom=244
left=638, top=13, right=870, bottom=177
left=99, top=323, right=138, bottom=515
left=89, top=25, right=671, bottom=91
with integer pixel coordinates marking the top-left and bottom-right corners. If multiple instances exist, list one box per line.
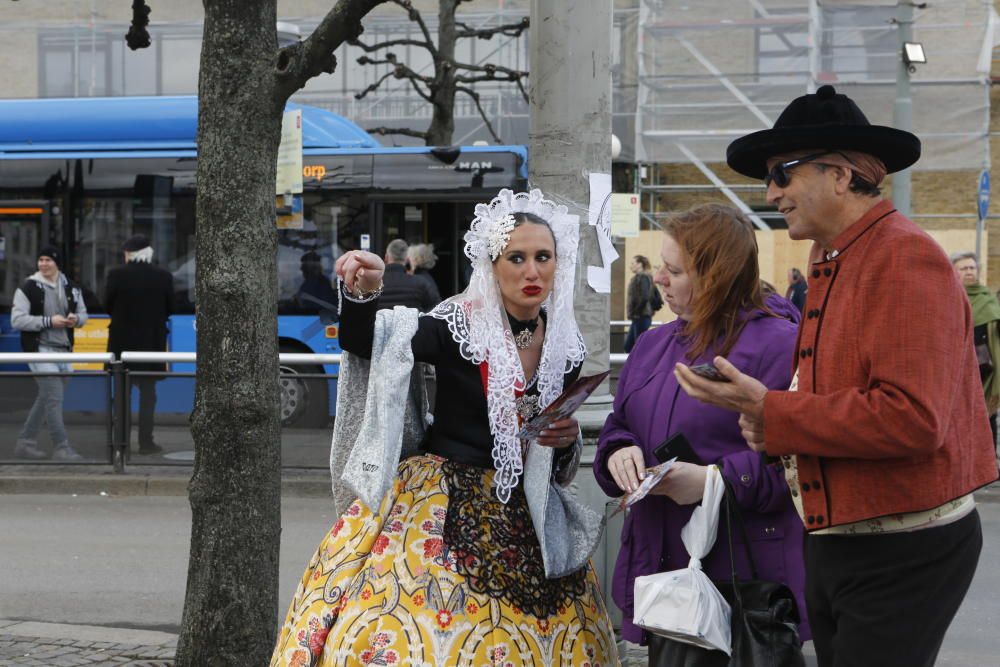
left=765, top=200, right=999, bottom=530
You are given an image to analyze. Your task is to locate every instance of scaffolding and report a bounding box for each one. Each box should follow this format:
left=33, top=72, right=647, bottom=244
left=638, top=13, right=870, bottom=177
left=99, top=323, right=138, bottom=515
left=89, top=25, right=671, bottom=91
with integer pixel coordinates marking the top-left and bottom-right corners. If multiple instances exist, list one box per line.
left=634, top=0, right=999, bottom=229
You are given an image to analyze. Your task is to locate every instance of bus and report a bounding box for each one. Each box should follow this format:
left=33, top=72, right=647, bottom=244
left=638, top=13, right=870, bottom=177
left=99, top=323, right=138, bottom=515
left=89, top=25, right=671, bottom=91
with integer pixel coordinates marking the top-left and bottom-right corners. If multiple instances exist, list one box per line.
left=0, top=96, right=527, bottom=426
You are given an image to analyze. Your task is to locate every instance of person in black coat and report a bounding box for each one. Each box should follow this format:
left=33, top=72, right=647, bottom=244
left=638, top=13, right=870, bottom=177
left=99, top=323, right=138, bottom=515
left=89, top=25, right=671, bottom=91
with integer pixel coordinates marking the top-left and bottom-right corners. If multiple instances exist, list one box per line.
left=105, top=235, right=175, bottom=454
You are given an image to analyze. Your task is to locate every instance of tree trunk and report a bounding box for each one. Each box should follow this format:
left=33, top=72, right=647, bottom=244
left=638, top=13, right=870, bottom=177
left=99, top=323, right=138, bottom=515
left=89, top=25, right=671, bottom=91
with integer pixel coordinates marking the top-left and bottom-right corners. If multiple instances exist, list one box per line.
left=426, top=0, right=459, bottom=146
left=175, top=1, right=284, bottom=664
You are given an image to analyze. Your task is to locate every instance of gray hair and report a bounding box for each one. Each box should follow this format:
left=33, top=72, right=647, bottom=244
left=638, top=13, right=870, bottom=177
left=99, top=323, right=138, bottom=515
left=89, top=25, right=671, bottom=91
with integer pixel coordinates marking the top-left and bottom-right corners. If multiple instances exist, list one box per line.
left=950, top=251, right=977, bottom=266
left=385, top=238, right=408, bottom=263
left=408, top=243, right=438, bottom=270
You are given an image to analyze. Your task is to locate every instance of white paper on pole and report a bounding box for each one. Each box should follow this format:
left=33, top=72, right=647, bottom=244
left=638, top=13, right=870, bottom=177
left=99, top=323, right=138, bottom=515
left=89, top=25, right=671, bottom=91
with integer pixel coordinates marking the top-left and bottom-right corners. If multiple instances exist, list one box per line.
left=586, top=172, right=619, bottom=293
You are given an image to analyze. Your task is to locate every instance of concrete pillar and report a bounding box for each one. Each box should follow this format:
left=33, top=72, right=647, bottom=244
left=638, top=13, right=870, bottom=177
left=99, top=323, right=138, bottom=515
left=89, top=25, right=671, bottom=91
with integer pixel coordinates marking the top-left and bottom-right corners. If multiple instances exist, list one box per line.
left=528, top=0, right=614, bottom=432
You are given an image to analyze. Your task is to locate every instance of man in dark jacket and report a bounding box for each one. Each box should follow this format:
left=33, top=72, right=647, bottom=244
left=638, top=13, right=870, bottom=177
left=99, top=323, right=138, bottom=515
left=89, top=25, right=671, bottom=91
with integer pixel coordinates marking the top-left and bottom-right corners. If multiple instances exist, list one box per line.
left=379, top=239, right=436, bottom=311
left=105, top=235, right=174, bottom=454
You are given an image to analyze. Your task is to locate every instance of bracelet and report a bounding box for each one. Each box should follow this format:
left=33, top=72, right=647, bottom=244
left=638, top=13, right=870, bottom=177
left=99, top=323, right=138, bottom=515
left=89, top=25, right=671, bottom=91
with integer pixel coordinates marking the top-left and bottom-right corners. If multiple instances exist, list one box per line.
left=341, top=280, right=383, bottom=303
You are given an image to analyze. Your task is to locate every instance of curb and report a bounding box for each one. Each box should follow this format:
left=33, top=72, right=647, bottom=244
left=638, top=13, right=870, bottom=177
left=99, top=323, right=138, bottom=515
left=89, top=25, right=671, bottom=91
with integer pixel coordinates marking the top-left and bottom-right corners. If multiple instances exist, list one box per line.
left=0, top=465, right=332, bottom=498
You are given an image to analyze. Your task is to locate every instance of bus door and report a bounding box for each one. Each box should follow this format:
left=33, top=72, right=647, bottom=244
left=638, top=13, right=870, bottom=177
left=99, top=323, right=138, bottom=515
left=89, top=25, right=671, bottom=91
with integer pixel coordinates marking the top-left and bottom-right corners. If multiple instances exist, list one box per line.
left=0, top=201, right=50, bottom=352
left=373, top=198, right=476, bottom=299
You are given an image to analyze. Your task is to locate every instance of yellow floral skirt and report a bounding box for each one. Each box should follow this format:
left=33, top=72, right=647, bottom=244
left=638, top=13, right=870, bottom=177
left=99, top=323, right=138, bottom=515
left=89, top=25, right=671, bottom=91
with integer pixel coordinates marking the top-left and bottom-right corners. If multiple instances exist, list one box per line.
left=271, top=454, right=619, bottom=667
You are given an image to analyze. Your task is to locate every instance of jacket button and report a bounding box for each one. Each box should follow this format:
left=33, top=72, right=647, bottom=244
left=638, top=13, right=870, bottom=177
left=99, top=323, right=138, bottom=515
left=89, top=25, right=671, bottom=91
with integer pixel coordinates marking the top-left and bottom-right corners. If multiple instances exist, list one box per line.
left=740, top=473, right=751, bottom=485
left=783, top=460, right=791, bottom=469
left=807, top=348, right=813, bottom=357
left=801, top=482, right=811, bottom=492
left=807, top=515, right=815, bottom=525
left=824, top=268, right=832, bottom=277
left=813, top=480, right=822, bottom=490
left=791, top=489, right=799, bottom=497
left=816, top=515, right=825, bottom=524
left=800, top=350, right=808, bottom=359
left=812, top=269, right=821, bottom=278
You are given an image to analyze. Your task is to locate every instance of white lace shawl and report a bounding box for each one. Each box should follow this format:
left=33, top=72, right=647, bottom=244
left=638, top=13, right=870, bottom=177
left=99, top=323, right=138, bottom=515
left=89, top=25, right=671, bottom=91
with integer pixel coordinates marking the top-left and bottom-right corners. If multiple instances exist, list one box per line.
left=426, top=189, right=586, bottom=503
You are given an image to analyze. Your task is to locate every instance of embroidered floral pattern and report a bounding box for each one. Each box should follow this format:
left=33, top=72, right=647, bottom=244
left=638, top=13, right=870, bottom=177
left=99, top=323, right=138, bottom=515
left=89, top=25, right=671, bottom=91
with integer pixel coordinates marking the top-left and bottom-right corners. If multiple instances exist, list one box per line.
left=269, top=455, right=617, bottom=667
left=441, top=459, right=588, bottom=618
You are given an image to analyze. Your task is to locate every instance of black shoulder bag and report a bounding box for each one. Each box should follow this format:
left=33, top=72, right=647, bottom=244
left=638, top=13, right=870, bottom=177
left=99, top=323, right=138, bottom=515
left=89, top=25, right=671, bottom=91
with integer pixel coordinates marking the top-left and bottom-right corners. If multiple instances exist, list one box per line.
left=648, top=479, right=806, bottom=667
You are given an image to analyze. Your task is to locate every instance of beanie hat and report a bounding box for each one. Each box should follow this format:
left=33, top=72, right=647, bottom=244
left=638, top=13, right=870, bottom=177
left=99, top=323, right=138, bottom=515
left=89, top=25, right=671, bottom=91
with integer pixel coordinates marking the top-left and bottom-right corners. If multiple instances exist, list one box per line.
left=122, top=234, right=151, bottom=252
left=37, top=245, right=61, bottom=268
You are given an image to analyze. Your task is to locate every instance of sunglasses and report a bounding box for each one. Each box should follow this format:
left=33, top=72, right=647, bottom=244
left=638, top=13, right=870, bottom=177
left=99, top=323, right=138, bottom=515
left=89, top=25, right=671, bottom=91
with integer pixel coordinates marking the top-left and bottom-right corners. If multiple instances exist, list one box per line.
left=764, top=152, right=833, bottom=188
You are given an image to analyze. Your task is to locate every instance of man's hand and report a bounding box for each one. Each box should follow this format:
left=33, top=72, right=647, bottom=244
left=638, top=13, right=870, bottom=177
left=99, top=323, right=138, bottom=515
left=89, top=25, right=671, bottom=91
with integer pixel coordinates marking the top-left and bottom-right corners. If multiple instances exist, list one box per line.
left=50, top=314, right=70, bottom=328
left=738, top=412, right=767, bottom=453
left=675, top=356, right=767, bottom=419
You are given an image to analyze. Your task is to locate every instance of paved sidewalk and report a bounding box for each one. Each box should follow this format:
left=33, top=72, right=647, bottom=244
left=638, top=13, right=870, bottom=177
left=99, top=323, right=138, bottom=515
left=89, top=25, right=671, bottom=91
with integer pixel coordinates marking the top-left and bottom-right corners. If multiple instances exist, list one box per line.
left=0, top=621, right=176, bottom=666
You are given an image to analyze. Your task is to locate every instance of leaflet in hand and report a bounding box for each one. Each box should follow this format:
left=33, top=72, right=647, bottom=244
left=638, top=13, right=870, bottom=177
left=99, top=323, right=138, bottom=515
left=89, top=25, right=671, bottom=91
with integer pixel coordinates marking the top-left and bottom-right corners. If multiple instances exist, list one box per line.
left=611, top=459, right=675, bottom=516
left=517, top=370, right=611, bottom=441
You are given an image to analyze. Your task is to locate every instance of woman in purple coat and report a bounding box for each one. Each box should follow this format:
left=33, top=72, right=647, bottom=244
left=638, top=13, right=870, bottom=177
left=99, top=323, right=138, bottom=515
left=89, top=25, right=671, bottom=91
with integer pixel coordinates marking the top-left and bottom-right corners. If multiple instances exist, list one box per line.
left=594, top=203, right=809, bottom=661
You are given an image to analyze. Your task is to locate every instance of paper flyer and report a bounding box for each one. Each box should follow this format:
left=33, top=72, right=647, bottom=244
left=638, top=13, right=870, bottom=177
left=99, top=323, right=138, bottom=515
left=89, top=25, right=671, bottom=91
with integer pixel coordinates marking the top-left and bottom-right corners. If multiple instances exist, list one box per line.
left=587, top=172, right=619, bottom=293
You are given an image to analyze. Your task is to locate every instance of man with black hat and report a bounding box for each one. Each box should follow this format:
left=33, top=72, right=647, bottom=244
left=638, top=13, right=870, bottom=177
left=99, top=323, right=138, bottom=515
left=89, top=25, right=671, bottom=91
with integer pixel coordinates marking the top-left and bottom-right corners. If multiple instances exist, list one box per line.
left=674, top=85, right=998, bottom=666
left=105, top=234, right=175, bottom=454
left=11, top=245, right=89, bottom=460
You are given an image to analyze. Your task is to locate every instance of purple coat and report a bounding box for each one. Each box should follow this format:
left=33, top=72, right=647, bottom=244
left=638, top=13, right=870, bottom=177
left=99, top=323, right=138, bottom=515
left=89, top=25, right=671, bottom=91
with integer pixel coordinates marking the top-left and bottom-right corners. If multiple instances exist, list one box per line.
left=594, top=296, right=810, bottom=644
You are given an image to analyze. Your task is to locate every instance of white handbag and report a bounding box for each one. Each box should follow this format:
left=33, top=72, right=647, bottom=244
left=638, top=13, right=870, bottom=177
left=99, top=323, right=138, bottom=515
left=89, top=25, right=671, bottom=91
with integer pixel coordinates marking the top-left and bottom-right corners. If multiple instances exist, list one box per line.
left=632, top=465, right=732, bottom=654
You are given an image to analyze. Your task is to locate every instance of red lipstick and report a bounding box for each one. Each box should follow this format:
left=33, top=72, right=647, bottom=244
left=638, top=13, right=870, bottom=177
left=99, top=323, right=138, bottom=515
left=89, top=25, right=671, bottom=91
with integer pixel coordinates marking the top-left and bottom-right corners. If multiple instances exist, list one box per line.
left=522, top=285, right=542, bottom=296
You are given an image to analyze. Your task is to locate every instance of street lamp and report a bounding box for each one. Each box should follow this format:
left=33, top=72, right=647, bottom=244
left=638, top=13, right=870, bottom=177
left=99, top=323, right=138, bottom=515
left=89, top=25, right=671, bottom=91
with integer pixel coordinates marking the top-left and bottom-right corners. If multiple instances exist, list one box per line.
left=902, top=41, right=926, bottom=73
left=611, top=133, right=622, bottom=160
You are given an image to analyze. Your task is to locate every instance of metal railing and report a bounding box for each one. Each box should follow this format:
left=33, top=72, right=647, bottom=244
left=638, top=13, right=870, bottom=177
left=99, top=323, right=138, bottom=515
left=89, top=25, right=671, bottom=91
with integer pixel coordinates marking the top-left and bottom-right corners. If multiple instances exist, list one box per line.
left=0, top=352, right=343, bottom=473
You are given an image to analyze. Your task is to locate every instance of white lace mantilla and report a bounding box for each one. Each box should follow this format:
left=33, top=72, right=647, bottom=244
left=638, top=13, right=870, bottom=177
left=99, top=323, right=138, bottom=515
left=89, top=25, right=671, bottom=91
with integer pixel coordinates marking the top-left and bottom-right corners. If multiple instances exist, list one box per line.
left=427, top=189, right=586, bottom=503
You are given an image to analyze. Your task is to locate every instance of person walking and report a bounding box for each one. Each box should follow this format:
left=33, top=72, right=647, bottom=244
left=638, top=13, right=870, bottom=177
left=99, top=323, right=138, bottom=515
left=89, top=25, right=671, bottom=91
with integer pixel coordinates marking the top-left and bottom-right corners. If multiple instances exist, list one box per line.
left=624, top=255, right=657, bottom=353
left=785, top=267, right=807, bottom=312
left=594, top=205, right=807, bottom=663
left=952, top=251, right=1000, bottom=449
left=104, top=235, right=175, bottom=455
left=271, top=189, right=618, bottom=666
left=676, top=85, right=998, bottom=667
left=379, top=238, right=437, bottom=311
left=12, top=246, right=89, bottom=461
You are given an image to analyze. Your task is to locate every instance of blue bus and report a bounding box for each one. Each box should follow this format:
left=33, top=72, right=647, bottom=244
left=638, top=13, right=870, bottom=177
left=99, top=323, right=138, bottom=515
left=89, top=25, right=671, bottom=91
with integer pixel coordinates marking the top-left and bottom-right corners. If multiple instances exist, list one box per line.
left=0, top=96, right=527, bottom=426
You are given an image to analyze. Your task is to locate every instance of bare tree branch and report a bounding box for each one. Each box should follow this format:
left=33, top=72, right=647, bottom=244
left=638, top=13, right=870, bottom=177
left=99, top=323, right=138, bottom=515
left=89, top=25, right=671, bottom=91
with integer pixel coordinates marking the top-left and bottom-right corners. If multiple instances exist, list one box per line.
left=349, top=37, right=429, bottom=52
left=455, top=17, right=529, bottom=40
left=274, top=0, right=388, bottom=100
left=454, top=62, right=530, bottom=103
left=456, top=86, right=501, bottom=143
left=366, top=126, right=431, bottom=140
left=390, top=0, right=438, bottom=59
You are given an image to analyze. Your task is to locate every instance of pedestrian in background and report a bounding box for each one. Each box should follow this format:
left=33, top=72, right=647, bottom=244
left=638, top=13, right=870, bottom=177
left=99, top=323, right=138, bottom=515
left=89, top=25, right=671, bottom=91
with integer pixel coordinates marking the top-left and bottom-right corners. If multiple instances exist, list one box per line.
left=624, top=254, right=657, bottom=353
left=679, top=85, right=998, bottom=667
left=105, top=235, right=175, bottom=455
left=407, top=242, right=442, bottom=305
left=952, top=251, right=1000, bottom=449
left=378, top=238, right=436, bottom=311
left=12, top=246, right=89, bottom=461
left=594, top=204, right=807, bottom=662
left=785, top=267, right=807, bottom=312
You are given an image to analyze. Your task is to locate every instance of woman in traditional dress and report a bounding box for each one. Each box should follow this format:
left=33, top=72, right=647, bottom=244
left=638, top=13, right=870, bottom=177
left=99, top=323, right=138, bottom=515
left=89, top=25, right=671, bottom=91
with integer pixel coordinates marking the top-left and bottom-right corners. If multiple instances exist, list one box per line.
left=271, top=189, right=619, bottom=667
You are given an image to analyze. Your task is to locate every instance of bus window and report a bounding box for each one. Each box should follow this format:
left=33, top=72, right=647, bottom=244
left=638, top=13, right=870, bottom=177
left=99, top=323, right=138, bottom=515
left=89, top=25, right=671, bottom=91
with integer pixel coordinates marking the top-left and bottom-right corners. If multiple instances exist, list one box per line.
left=278, top=191, right=368, bottom=315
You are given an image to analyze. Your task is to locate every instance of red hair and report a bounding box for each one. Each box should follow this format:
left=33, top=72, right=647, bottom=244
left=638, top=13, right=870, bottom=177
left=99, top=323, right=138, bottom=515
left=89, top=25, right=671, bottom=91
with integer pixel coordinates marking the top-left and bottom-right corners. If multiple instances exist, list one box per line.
left=664, top=204, right=770, bottom=360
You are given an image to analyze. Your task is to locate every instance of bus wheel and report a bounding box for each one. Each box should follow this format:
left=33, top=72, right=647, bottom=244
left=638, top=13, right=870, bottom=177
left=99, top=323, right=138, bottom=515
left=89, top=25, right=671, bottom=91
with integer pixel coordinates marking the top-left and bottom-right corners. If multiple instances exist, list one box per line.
left=279, top=359, right=329, bottom=429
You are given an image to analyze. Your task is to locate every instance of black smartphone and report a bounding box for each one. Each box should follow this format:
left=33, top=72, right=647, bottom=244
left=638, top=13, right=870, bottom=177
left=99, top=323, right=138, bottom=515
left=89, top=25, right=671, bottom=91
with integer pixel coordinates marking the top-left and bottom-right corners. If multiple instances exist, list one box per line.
left=653, top=432, right=701, bottom=465
left=689, top=363, right=730, bottom=383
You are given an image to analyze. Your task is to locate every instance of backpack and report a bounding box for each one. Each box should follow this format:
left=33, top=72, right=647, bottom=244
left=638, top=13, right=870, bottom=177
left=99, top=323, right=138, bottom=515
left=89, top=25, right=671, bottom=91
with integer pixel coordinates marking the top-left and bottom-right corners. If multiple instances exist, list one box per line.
left=647, top=277, right=664, bottom=313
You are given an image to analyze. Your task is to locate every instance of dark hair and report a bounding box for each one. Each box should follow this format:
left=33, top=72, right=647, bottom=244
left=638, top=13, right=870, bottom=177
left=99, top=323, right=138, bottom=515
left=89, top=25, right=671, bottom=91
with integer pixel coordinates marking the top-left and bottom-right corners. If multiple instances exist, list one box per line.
left=633, top=255, right=651, bottom=271
left=492, top=212, right=556, bottom=261
left=663, top=203, right=768, bottom=360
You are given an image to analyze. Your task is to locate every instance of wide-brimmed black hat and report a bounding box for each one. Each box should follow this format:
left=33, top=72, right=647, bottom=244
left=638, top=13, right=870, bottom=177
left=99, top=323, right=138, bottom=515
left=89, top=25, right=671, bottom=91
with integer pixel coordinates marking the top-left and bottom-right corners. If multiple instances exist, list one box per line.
left=726, top=85, right=921, bottom=179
